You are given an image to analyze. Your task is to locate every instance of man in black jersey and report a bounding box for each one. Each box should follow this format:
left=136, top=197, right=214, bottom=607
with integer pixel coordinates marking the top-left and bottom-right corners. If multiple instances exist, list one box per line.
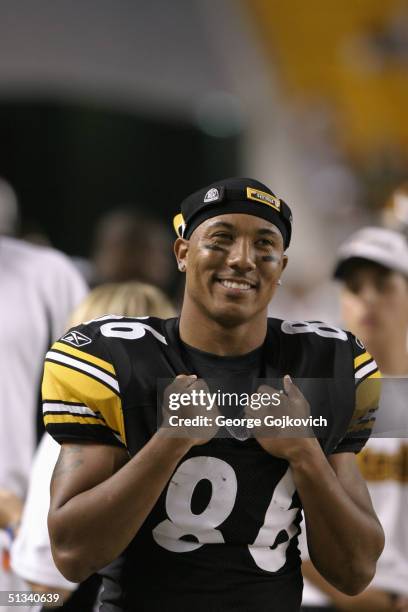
left=43, top=178, right=384, bottom=612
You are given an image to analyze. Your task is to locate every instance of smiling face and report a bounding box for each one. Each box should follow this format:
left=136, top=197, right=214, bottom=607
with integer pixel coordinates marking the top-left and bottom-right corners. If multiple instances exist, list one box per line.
left=175, top=213, right=288, bottom=328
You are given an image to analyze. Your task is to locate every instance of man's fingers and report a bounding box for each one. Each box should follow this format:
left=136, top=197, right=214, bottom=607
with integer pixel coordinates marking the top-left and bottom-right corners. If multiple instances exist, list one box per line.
left=244, top=403, right=254, bottom=417
left=175, top=374, right=197, bottom=384
left=175, top=374, right=197, bottom=379
left=257, top=384, right=279, bottom=395
left=171, top=374, right=199, bottom=392
left=283, top=374, right=301, bottom=399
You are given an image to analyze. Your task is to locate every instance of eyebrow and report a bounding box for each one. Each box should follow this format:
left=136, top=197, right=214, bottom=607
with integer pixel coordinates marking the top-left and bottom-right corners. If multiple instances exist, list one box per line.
left=257, top=228, right=281, bottom=237
left=205, top=221, right=280, bottom=236
left=206, top=221, right=234, bottom=230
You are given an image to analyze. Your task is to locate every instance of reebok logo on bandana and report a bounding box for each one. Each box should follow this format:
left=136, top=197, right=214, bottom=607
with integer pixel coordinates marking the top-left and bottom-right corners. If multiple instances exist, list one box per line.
left=246, top=187, right=281, bottom=212
left=61, top=330, right=92, bottom=347
left=204, top=188, right=220, bottom=203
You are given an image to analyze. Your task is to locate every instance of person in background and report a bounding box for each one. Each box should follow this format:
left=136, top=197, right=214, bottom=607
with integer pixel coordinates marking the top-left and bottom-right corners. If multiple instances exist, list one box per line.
left=92, top=209, right=177, bottom=296
left=0, top=177, right=19, bottom=236
left=381, top=182, right=408, bottom=239
left=0, top=232, right=87, bottom=612
left=71, top=281, right=175, bottom=323
left=302, top=226, right=408, bottom=612
left=11, top=281, right=175, bottom=611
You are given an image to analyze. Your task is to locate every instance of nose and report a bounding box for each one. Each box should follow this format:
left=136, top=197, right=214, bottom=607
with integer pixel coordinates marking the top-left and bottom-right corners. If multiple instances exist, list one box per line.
left=357, top=283, right=379, bottom=306
left=226, top=238, right=256, bottom=273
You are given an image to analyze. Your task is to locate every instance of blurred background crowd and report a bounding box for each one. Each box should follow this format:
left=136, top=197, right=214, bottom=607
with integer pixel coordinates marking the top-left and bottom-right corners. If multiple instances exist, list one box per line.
left=0, top=1, right=407, bottom=611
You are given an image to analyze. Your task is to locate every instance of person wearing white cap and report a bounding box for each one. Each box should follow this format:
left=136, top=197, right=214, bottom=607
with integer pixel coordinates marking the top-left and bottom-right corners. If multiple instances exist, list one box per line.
left=302, top=226, right=408, bottom=611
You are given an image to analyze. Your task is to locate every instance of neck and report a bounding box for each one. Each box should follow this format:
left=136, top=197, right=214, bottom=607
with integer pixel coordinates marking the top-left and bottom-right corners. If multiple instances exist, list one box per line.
left=179, top=304, right=267, bottom=356
left=366, top=336, right=408, bottom=376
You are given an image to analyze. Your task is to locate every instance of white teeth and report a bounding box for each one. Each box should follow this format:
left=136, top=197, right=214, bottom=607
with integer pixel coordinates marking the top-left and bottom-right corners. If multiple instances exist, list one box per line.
left=220, top=280, right=252, bottom=290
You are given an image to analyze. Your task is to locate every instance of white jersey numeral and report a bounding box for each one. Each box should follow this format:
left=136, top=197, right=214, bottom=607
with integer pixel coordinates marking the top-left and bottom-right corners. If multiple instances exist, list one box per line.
left=152, top=457, right=238, bottom=552
left=152, top=457, right=299, bottom=572
left=100, top=321, right=167, bottom=345
left=248, top=467, right=298, bottom=571
left=281, top=320, right=347, bottom=341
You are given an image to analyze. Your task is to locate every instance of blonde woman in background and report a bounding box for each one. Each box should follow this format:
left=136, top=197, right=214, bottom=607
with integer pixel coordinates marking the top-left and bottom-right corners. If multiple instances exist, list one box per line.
left=69, top=281, right=175, bottom=327
left=10, top=282, right=175, bottom=610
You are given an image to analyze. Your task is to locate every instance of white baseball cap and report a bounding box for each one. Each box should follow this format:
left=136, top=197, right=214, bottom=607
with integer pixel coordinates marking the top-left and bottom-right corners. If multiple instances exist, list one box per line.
left=334, top=226, right=408, bottom=279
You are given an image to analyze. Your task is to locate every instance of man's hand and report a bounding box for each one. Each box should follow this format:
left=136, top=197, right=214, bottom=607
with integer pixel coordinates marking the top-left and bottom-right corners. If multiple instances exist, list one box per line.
left=159, top=374, right=219, bottom=447
left=396, top=595, right=408, bottom=611
left=0, top=488, right=23, bottom=532
left=245, top=375, right=316, bottom=460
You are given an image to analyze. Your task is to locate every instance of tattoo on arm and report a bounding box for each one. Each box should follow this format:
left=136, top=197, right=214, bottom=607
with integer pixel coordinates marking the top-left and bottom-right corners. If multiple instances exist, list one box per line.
left=51, top=446, right=84, bottom=483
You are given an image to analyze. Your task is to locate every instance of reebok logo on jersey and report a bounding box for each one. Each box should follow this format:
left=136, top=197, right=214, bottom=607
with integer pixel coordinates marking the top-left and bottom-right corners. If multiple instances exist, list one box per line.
left=356, top=337, right=365, bottom=350
left=61, top=330, right=92, bottom=347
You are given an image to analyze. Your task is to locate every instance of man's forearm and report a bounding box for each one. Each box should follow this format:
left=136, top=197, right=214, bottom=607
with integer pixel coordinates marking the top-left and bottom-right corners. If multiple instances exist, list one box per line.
left=50, top=435, right=190, bottom=582
left=291, top=440, right=384, bottom=594
left=302, top=560, right=396, bottom=612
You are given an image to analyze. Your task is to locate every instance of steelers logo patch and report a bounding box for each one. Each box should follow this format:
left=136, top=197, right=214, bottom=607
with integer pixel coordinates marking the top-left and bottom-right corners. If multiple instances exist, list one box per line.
left=204, top=188, right=220, bottom=203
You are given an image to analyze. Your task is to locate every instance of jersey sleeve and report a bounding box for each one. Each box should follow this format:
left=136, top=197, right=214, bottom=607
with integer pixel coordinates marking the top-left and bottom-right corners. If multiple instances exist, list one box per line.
left=332, top=335, right=381, bottom=454
left=42, top=324, right=126, bottom=448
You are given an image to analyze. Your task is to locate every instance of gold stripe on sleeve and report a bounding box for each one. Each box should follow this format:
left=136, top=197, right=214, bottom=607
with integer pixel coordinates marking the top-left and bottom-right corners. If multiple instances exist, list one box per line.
left=52, top=341, right=116, bottom=375
left=348, top=418, right=376, bottom=434
left=354, top=351, right=372, bottom=370
left=44, top=414, right=105, bottom=427
left=348, top=373, right=381, bottom=432
left=366, top=370, right=381, bottom=379
left=42, top=361, right=126, bottom=446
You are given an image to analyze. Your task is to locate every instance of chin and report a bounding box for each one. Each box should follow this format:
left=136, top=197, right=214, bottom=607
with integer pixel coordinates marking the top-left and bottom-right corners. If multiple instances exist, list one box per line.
left=209, top=303, right=259, bottom=328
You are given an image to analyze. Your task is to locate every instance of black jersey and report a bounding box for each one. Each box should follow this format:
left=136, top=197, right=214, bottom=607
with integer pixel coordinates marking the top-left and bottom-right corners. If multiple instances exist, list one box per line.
left=42, top=317, right=380, bottom=612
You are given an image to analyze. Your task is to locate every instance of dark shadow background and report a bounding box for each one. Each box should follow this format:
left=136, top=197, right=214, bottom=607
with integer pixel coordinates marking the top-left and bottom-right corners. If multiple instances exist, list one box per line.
left=0, top=99, right=240, bottom=255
